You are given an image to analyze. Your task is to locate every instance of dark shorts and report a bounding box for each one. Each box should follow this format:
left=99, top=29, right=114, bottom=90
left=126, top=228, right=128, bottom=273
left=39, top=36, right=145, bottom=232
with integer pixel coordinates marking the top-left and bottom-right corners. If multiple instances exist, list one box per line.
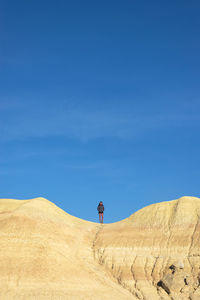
left=98, top=212, right=104, bottom=214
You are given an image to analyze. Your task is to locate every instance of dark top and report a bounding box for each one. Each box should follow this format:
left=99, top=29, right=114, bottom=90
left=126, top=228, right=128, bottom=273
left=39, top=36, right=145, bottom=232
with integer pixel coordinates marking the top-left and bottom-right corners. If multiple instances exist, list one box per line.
left=97, top=204, right=104, bottom=213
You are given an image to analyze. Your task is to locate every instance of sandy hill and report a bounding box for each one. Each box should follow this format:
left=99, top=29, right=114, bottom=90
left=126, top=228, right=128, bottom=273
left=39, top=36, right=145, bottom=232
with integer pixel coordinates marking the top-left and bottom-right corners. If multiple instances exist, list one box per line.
left=0, top=196, right=200, bottom=300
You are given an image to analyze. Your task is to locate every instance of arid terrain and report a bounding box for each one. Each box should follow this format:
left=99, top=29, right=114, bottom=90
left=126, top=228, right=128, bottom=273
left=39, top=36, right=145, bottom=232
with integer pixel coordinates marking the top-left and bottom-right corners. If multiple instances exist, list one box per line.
left=0, top=196, right=200, bottom=300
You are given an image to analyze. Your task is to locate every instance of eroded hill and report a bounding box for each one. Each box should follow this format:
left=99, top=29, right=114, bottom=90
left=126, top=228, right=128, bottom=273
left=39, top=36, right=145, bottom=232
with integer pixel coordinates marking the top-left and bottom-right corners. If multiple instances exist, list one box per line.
left=0, top=196, right=200, bottom=300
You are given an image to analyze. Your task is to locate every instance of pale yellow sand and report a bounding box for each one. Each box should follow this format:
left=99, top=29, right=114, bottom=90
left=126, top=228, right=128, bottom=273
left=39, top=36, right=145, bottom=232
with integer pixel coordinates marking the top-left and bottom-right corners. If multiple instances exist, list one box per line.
left=0, top=196, right=200, bottom=299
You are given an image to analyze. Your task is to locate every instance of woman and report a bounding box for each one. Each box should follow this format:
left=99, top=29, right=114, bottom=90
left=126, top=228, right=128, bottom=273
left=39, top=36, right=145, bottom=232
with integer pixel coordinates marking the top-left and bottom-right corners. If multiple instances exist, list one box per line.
left=97, top=201, right=104, bottom=224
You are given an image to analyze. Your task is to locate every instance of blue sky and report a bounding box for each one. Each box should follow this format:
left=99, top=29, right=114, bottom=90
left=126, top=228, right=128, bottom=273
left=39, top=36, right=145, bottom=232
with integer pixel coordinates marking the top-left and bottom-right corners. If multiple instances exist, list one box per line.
left=0, top=0, right=200, bottom=223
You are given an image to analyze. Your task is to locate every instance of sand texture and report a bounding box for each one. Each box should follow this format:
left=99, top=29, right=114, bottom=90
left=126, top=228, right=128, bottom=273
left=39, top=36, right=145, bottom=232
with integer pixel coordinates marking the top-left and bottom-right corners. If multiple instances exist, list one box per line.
left=0, top=196, right=200, bottom=299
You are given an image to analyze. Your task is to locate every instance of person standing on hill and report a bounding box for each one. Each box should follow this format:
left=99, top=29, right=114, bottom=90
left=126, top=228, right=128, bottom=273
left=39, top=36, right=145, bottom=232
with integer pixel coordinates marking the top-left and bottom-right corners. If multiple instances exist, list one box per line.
left=97, top=201, right=104, bottom=224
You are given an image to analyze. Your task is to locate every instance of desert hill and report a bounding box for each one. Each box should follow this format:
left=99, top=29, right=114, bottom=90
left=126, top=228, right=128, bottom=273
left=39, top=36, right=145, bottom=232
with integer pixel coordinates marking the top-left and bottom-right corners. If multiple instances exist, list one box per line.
left=0, top=196, right=200, bottom=299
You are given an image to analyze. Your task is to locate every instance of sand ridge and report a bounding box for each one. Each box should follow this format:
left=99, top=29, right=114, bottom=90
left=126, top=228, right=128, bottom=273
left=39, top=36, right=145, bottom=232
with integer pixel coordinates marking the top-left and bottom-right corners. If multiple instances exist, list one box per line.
left=0, top=196, right=200, bottom=299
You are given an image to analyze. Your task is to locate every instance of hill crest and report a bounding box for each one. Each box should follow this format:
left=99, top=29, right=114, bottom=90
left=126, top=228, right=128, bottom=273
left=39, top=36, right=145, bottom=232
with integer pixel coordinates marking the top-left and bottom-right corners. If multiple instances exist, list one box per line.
left=0, top=196, right=200, bottom=299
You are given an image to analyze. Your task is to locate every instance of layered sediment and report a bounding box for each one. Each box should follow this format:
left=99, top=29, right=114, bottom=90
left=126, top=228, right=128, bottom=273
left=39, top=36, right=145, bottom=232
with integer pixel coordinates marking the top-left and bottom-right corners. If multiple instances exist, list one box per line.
left=0, top=196, right=200, bottom=299
left=93, top=196, right=200, bottom=300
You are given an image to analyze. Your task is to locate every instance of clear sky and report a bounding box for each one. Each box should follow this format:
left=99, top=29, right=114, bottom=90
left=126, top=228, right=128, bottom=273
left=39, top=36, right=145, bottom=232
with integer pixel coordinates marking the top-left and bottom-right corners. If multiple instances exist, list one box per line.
left=0, top=0, right=200, bottom=223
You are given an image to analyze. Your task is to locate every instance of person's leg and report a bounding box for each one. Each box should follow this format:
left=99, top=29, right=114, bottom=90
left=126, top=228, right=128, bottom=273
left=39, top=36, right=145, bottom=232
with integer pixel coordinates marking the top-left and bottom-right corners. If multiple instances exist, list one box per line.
left=99, top=213, right=102, bottom=223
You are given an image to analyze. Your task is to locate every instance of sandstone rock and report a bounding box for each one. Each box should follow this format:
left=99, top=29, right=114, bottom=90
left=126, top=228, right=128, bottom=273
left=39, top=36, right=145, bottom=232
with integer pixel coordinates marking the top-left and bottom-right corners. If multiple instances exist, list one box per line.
left=0, top=196, right=200, bottom=299
left=159, top=264, right=190, bottom=294
left=93, top=196, right=200, bottom=299
left=190, top=287, right=200, bottom=300
left=0, top=197, right=134, bottom=300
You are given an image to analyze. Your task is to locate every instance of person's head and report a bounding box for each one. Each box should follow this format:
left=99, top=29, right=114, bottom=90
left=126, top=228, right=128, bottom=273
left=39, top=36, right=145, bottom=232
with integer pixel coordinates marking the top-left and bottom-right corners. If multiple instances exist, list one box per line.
left=99, top=201, right=103, bottom=205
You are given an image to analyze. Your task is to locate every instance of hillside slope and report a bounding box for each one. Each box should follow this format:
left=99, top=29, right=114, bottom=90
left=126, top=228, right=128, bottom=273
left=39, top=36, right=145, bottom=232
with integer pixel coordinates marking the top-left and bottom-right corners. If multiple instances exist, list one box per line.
left=94, top=196, right=200, bottom=300
left=0, top=197, right=134, bottom=300
left=0, top=196, right=200, bottom=299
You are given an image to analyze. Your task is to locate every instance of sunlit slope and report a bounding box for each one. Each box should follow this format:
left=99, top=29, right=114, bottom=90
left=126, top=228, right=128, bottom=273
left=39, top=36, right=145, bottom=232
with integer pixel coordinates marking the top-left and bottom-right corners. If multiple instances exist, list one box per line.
left=1, top=196, right=200, bottom=300
left=0, top=197, right=134, bottom=300
left=94, top=196, right=200, bottom=299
